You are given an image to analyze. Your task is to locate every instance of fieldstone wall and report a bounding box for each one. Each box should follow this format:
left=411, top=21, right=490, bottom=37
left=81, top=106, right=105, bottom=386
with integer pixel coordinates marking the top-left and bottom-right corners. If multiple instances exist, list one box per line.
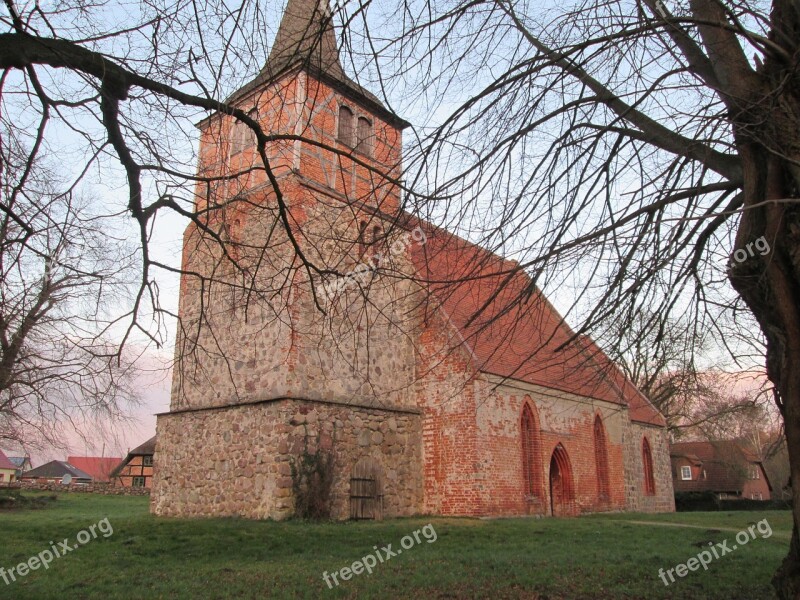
left=7, top=481, right=150, bottom=496
left=152, top=397, right=422, bottom=520
left=623, top=422, right=675, bottom=512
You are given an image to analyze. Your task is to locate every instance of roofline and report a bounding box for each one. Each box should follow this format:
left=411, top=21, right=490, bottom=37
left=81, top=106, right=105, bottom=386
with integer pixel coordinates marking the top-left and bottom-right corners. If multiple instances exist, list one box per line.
left=400, top=211, right=667, bottom=427
left=196, top=63, right=410, bottom=131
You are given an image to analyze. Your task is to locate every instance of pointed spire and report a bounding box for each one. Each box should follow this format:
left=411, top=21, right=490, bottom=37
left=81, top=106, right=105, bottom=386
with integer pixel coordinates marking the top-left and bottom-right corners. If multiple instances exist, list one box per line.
left=228, top=0, right=408, bottom=129
left=264, top=0, right=345, bottom=80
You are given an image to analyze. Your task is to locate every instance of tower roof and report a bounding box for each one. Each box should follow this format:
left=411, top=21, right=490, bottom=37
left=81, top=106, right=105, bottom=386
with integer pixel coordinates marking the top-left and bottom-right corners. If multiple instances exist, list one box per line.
left=266, top=0, right=344, bottom=80
left=228, top=0, right=408, bottom=128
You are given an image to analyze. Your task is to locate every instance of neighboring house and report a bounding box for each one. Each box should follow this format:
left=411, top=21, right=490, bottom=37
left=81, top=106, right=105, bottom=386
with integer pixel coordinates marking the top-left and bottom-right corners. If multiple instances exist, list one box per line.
left=112, top=437, right=156, bottom=489
left=21, top=461, right=93, bottom=484
left=671, top=441, right=772, bottom=500
left=0, top=449, right=17, bottom=484
left=7, top=456, right=32, bottom=479
left=151, top=0, right=675, bottom=521
left=66, top=456, right=123, bottom=483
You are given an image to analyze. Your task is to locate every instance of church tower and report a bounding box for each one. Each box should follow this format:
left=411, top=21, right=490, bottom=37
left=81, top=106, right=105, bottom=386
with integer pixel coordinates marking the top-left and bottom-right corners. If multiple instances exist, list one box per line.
left=152, top=0, right=425, bottom=520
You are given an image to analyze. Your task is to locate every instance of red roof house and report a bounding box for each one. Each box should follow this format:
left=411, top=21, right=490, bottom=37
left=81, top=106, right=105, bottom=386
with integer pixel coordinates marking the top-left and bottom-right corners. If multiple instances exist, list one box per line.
left=671, top=441, right=772, bottom=500
left=0, top=449, right=17, bottom=484
left=66, top=456, right=123, bottom=483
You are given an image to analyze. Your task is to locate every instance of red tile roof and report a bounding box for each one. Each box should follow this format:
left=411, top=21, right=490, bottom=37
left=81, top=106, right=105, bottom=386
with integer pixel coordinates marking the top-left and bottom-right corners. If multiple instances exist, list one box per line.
left=408, top=220, right=665, bottom=426
left=66, top=457, right=123, bottom=482
left=0, top=448, right=16, bottom=471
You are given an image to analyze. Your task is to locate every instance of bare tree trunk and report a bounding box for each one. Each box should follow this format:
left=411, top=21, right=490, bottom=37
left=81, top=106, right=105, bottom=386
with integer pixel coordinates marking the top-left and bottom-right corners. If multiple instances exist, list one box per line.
left=730, top=144, right=800, bottom=596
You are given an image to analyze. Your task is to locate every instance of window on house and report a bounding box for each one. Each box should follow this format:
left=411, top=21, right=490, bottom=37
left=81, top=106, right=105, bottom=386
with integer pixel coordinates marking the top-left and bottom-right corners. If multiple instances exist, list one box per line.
left=132, top=476, right=146, bottom=488
left=356, top=117, right=372, bottom=155
left=752, top=492, right=762, bottom=500
left=143, top=456, right=153, bottom=467
left=0, top=474, right=4, bottom=482
left=750, top=467, right=759, bottom=479
left=681, top=466, right=692, bottom=480
left=338, top=106, right=354, bottom=146
left=642, top=437, right=656, bottom=496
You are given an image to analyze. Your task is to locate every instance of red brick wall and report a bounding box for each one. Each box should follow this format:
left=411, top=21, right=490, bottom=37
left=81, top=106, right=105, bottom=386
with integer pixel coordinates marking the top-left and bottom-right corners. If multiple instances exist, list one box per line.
left=742, top=467, right=772, bottom=500
left=472, top=383, right=629, bottom=516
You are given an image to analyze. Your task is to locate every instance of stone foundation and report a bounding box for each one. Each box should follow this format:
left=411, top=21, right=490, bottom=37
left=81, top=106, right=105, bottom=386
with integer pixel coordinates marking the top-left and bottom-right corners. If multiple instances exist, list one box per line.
left=151, top=397, right=423, bottom=520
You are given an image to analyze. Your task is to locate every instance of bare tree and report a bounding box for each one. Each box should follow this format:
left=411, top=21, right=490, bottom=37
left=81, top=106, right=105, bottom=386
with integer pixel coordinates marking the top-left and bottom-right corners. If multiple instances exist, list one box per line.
left=0, top=137, right=137, bottom=451
left=338, top=1, right=798, bottom=592
left=598, top=312, right=763, bottom=435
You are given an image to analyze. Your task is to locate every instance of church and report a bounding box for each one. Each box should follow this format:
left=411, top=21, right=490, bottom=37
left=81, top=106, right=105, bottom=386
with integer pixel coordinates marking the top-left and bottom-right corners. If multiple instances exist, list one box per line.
left=151, top=0, right=675, bottom=520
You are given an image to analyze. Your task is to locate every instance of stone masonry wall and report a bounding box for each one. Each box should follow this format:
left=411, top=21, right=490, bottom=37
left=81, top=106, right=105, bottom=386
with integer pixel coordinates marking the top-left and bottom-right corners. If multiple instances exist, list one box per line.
left=152, top=398, right=422, bottom=520
left=7, top=481, right=150, bottom=496
left=623, top=422, right=675, bottom=512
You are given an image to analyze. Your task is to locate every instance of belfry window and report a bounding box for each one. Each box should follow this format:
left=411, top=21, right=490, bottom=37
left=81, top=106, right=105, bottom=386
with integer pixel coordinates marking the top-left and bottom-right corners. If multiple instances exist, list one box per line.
left=338, top=106, right=354, bottom=146
left=356, top=117, right=372, bottom=155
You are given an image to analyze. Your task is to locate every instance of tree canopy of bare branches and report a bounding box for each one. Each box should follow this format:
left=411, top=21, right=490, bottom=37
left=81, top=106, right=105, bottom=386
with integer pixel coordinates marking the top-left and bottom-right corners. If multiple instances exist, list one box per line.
left=0, top=137, right=137, bottom=450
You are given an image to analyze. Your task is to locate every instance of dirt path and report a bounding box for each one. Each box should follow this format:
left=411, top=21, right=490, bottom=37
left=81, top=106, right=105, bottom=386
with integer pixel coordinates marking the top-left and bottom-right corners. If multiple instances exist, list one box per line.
left=619, top=519, right=791, bottom=540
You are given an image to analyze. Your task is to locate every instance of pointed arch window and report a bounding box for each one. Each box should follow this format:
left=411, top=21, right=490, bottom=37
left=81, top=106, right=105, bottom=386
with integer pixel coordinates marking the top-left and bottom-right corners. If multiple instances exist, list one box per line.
left=642, top=437, right=656, bottom=496
left=521, top=400, right=543, bottom=499
left=593, top=415, right=610, bottom=503
left=338, top=106, right=354, bottom=146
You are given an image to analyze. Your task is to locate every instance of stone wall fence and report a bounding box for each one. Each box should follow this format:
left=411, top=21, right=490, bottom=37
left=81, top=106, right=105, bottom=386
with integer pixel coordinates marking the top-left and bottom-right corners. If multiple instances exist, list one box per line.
left=1, top=480, right=150, bottom=496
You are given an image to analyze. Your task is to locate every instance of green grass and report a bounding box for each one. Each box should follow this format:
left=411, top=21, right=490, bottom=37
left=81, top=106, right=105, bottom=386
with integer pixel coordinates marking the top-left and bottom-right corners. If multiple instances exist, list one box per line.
left=0, top=492, right=788, bottom=599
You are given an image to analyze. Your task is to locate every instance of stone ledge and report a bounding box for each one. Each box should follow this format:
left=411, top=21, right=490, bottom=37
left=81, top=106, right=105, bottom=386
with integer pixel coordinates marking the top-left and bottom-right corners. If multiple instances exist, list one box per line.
left=158, top=395, right=422, bottom=417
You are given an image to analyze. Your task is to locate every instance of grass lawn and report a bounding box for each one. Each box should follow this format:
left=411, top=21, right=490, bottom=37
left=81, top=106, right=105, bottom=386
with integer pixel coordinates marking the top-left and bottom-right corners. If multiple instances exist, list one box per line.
left=0, top=492, right=789, bottom=599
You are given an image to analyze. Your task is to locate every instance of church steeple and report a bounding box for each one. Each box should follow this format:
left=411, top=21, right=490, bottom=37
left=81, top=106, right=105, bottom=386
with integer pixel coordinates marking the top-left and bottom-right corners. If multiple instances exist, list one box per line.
left=230, top=0, right=407, bottom=128
left=265, top=0, right=344, bottom=80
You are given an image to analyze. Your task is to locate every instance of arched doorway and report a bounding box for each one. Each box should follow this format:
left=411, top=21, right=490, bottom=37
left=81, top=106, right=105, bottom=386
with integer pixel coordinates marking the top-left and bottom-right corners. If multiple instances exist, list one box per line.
left=549, top=443, right=576, bottom=516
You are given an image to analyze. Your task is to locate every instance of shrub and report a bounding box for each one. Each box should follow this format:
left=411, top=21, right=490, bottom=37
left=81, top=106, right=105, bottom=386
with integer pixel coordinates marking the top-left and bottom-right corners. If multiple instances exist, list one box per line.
left=0, top=490, right=58, bottom=510
left=290, top=437, right=335, bottom=520
left=675, top=491, right=791, bottom=512
left=675, top=491, right=719, bottom=512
